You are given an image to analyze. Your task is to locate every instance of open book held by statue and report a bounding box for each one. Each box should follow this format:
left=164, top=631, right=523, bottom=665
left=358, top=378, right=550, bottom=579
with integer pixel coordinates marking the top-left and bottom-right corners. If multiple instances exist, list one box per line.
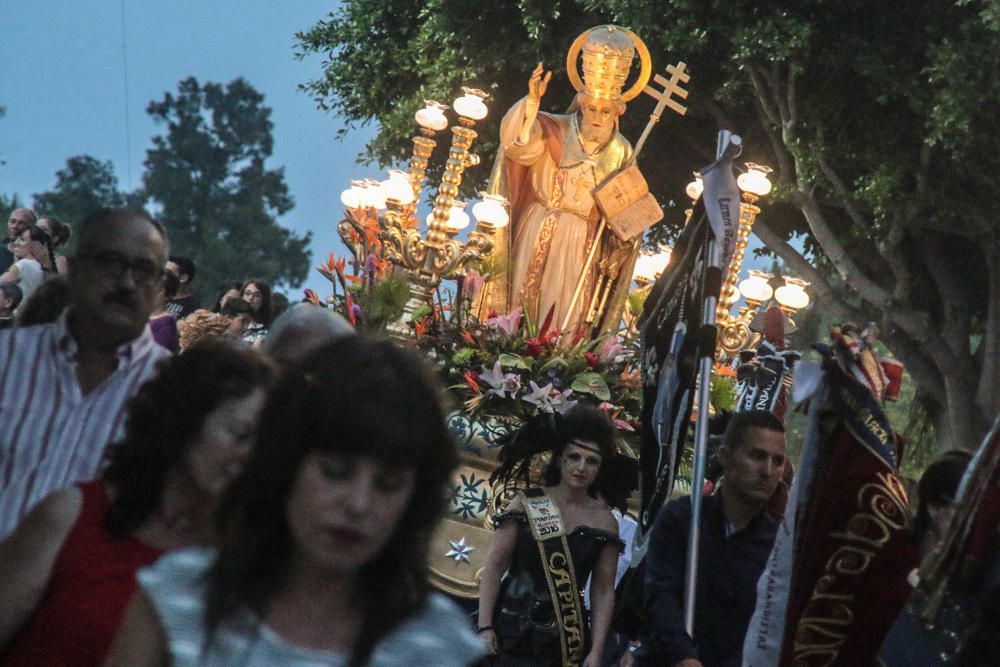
left=478, top=24, right=689, bottom=337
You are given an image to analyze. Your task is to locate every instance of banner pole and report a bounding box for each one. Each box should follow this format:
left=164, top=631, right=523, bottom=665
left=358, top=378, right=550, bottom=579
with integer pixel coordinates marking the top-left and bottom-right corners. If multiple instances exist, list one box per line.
left=683, top=130, right=732, bottom=636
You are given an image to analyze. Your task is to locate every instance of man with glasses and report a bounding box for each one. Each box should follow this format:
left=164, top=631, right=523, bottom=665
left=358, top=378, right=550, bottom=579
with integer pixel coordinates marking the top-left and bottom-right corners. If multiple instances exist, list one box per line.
left=0, top=208, right=171, bottom=538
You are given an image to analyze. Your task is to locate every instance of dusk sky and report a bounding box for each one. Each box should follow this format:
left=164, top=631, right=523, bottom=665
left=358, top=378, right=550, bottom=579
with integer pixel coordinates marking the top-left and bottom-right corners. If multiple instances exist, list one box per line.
left=2, top=0, right=379, bottom=299
left=2, top=1, right=773, bottom=301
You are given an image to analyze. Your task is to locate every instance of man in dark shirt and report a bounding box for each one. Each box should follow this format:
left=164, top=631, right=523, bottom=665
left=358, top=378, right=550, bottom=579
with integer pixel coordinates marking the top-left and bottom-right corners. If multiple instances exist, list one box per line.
left=164, top=255, right=200, bottom=318
left=643, top=410, right=786, bottom=667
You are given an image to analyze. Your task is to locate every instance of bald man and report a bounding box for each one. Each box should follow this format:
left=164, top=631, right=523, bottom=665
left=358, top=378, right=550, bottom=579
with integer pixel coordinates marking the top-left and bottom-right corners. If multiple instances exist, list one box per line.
left=1, top=208, right=36, bottom=273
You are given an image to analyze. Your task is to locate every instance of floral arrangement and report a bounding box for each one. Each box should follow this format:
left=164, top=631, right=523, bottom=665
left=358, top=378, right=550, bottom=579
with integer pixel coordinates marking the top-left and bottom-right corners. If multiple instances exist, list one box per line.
left=409, top=293, right=643, bottom=452
left=310, top=249, right=642, bottom=452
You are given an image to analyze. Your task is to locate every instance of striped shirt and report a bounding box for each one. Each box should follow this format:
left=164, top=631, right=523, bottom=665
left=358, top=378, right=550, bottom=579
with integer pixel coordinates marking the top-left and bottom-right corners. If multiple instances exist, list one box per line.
left=0, top=309, right=169, bottom=538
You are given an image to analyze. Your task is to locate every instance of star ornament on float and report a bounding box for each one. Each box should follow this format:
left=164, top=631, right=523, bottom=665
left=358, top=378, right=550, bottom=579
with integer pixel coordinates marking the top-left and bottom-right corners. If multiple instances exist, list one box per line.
left=446, top=537, right=475, bottom=564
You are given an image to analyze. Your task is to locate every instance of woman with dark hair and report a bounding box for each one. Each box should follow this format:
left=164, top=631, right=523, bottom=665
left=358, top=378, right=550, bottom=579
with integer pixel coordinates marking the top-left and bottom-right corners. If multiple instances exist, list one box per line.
left=36, top=216, right=71, bottom=274
left=212, top=281, right=243, bottom=313
left=107, top=336, right=484, bottom=666
left=478, top=406, right=625, bottom=667
left=240, top=278, right=272, bottom=346
left=0, top=341, right=273, bottom=665
left=0, top=225, right=56, bottom=308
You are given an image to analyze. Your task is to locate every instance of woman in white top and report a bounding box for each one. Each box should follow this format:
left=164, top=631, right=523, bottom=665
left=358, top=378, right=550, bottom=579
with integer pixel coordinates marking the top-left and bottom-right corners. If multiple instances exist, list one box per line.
left=0, top=226, right=55, bottom=308
left=107, top=337, right=484, bottom=667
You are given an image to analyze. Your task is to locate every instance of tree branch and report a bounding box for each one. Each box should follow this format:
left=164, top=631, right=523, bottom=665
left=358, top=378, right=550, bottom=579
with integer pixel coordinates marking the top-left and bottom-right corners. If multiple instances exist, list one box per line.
left=817, top=156, right=869, bottom=232
left=789, top=189, right=969, bottom=375
left=786, top=67, right=798, bottom=132
left=976, top=239, right=1000, bottom=421
left=752, top=221, right=864, bottom=324
left=748, top=67, right=781, bottom=128
left=879, top=219, right=914, bottom=306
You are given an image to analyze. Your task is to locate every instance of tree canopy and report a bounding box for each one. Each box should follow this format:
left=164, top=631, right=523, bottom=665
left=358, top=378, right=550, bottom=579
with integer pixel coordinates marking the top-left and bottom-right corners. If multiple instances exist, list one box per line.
left=32, top=156, right=132, bottom=249
left=298, top=0, right=1000, bottom=450
left=142, top=76, right=311, bottom=304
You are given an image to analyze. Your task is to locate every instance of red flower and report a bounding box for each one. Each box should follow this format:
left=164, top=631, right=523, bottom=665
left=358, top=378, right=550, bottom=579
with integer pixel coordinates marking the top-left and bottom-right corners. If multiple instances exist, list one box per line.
left=464, top=370, right=482, bottom=393
left=460, top=331, right=477, bottom=346
left=524, top=338, right=543, bottom=358
left=414, top=316, right=429, bottom=338
left=584, top=351, right=600, bottom=369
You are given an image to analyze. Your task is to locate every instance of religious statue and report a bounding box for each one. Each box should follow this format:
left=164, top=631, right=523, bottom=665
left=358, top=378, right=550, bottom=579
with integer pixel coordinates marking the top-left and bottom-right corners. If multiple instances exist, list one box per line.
left=481, top=25, right=655, bottom=335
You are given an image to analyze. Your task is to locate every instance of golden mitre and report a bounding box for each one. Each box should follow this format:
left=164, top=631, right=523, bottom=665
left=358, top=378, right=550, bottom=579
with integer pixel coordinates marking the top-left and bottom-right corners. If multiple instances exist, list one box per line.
left=567, top=25, right=651, bottom=103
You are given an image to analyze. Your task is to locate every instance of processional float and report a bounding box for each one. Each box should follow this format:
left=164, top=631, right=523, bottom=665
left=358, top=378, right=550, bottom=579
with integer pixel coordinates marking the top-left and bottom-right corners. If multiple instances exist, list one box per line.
left=327, top=27, right=811, bottom=637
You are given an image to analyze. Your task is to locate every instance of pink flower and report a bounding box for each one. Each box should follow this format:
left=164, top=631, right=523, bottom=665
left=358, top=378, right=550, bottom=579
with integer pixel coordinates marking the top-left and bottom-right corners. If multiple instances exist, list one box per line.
left=585, top=352, right=600, bottom=369
left=599, top=336, right=625, bottom=364
left=486, top=307, right=522, bottom=337
left=463, top=269, right=489, bottom=301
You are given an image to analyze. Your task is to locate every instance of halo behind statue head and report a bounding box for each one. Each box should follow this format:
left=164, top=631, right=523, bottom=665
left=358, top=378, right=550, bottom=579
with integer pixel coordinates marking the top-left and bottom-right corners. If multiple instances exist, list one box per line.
left=566, top=25, right=651, bottom=103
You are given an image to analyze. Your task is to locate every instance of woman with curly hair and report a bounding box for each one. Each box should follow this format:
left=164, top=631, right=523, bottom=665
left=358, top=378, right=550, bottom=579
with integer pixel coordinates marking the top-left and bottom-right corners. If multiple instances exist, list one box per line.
left=0, top=341, right=273, bottom=666
left=478, top=406, right=627, bottom=667
left=108, top=336, right=484, bottom=666
left=177, top=309, right=233, bottom=350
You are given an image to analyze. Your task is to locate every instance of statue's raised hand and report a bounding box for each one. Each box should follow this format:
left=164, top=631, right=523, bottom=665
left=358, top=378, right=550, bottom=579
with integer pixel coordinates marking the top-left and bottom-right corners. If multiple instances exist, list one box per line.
left=527, top=62, right=552, bottom=103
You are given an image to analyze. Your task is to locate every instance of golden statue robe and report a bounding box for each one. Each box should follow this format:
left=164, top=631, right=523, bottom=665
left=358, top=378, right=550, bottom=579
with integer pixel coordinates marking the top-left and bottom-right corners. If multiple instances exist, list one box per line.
left=483, top=97, right=639, bottom=334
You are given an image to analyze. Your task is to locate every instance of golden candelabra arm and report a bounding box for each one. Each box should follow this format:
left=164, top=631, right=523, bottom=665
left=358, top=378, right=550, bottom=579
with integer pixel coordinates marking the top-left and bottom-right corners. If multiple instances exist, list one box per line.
left=408, top=133, right=437, bottom=200
left=716, top=298, right=763, bottom=358
left=443, top=223, right=496, bottom=281
left=409, top=101, right=449, bottom=201
left=380, top=204, right=426, bottom=269
left=424, top=123, right=479, bottom=254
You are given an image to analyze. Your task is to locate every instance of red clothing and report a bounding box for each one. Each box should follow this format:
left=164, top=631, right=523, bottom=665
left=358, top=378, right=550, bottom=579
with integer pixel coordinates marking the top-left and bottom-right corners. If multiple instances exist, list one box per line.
left=1, top=481, right=163, bottom=666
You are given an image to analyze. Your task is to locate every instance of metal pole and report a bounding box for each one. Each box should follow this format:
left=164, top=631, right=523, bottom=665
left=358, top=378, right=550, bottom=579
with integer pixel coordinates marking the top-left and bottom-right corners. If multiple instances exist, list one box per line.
left=682, top=130, right=733, bottom=636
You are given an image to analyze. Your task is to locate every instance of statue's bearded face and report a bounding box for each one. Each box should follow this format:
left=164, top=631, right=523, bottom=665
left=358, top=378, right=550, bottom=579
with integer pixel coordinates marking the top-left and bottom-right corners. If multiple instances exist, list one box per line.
left=577, top=94, right=623, bottom=145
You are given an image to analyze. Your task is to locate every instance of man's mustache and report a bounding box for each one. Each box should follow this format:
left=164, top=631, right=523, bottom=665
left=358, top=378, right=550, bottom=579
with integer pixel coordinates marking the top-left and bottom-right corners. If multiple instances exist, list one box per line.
left=104, top=291, right=138, bottom=309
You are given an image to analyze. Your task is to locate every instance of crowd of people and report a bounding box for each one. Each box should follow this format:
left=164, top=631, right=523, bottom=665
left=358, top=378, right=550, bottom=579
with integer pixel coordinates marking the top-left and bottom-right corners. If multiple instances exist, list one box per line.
left=0, top=205, right=992, bottom=666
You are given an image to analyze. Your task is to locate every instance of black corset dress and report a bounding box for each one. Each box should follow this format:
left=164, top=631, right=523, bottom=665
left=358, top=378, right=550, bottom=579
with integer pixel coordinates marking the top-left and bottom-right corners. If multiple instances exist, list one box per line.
left=488, top=508, right=623, bottom=666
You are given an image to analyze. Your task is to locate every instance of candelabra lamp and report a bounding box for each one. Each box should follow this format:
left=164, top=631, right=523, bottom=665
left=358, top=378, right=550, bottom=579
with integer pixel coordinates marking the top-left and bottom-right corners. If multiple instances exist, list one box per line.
left=336, top=92, right=510, bottom=334
left=714, top=163, right=772, bottom=332
left=716, top=270, right=811, bottom=357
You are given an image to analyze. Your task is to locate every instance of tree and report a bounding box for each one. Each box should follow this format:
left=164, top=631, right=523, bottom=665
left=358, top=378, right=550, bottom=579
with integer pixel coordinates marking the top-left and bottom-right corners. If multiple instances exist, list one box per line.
left=142, top=77, right=310, bottom=304
left=32, top=156, right=133, bottom=245
left=298, top=0, right=1000, bottom=451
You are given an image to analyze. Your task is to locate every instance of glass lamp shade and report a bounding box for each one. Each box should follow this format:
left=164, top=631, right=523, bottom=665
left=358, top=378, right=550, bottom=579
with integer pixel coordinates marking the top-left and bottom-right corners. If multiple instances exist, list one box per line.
left=633, top=246, right=672, bottom=283
left=415, top=101, right=449, bottom=131
left=340, top=182, right=364, bottom=209
left=738, top=270, right=774, bottom=303
left=774, top=277, right=810, bottom=310
left=472, top=193, right=510, bottom=228
left=685, top=177, right=703, bottom=202
left=429, top=202, right=470, bottom=231
left=359, top=179, right=386, bottom=210
left=453, top=88, right=488, bottom=121
left=736, top=163, right=773, bottom=196
left=379, top=170, right=415, bottom=206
